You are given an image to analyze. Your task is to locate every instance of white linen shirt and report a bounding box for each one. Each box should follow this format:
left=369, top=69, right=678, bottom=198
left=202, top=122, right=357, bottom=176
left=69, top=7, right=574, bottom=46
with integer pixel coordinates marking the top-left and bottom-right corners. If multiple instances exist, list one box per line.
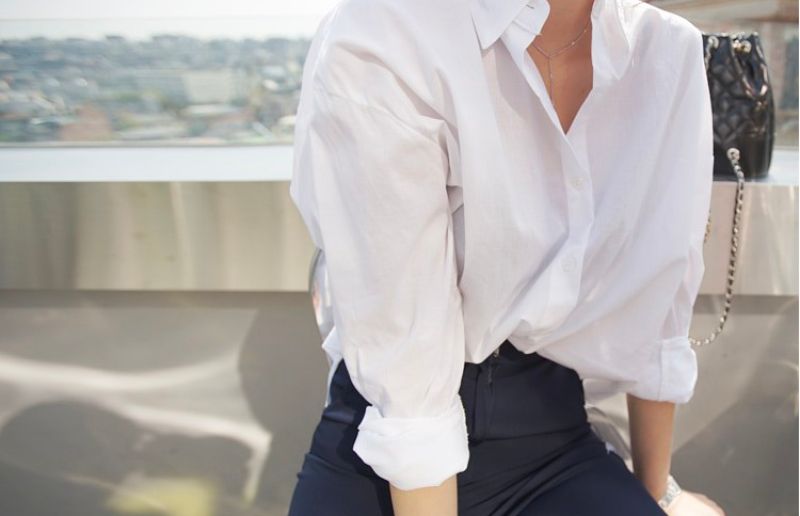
left=289, top=0, right=714, bottom=491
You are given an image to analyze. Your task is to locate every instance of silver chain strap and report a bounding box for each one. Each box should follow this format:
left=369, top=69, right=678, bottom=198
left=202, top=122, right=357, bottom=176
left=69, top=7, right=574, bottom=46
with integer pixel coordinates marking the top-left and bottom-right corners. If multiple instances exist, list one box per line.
left=689, top=34, right=747, bottom=348
left=689, top=147, right=746, bottom=348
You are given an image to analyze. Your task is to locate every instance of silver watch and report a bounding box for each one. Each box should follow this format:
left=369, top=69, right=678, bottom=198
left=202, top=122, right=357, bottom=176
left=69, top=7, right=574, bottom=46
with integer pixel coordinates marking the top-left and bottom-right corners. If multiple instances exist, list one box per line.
left=657, top=474, right=682, bottom=510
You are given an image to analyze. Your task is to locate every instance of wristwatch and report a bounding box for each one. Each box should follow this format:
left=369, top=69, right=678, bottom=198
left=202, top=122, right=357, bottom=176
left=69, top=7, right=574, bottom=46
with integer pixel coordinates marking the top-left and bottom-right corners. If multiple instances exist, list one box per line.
left=657, top=474, right=682, bottom=511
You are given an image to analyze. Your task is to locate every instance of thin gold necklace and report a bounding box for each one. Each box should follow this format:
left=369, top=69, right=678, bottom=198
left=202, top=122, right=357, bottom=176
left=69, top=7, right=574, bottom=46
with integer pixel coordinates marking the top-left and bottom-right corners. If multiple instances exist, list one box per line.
left=528, top=14, right=592, bottom=103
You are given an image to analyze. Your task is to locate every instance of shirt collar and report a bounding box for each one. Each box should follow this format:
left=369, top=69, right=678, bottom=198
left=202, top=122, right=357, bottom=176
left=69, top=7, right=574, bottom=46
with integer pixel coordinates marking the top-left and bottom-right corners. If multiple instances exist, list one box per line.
left=470, top=0, right=633, bottom=82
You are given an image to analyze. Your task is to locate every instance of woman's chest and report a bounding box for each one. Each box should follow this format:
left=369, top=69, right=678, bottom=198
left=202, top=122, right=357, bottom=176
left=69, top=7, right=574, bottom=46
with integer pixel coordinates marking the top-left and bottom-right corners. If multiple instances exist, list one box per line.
left=440, top=37, right=679, bottom=284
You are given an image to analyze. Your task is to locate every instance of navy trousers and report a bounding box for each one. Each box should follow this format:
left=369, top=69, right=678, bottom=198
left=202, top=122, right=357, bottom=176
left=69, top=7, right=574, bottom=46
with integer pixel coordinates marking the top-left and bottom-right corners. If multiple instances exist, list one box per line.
left=288, top=339, right=667, bottom=515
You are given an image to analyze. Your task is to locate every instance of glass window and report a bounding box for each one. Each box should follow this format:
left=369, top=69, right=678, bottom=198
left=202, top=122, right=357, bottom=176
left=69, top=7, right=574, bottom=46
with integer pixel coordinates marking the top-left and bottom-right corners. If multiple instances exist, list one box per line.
left=0, top=2, right=796, bottom=148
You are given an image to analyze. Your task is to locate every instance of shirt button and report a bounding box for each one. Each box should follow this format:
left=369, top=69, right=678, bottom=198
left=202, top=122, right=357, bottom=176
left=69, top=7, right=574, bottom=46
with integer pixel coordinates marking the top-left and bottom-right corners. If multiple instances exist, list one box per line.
left=562, top=253, right=578, bottom=272
left=569, top=176, right=586, bottom=190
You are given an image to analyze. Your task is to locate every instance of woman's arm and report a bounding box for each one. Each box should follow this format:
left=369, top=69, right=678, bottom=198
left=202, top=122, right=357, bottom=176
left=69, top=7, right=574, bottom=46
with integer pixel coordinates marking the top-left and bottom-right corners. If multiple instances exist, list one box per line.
left=623, top=20, right=717, bottom=513
left=627, top=393, right=676, bottom=502
left=628, top=394, right=728, bottom=515
left=289, top=18, right=470, bottom=502
left=389, top=475, right=458, bottom=516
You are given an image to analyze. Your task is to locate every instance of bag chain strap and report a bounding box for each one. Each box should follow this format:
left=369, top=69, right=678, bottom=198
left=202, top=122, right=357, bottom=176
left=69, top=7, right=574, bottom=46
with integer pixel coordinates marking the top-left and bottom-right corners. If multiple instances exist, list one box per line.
left=689, top=34, right=747, bottom=348
left=689, top=147, right=745, bottom=348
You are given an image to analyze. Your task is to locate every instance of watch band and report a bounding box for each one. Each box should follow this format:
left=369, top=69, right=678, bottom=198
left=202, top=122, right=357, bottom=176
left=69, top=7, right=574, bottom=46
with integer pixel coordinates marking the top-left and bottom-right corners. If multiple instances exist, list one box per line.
left=657, top=474, right=682, bottom=510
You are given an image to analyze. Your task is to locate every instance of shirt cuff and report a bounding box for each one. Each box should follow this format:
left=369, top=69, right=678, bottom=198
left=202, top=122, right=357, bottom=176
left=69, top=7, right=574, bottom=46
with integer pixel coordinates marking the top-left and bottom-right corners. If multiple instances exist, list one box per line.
left=627, top=336, right=698, bottom=404
left=658, top=335, right=699, bottom=404
left=352, top=396, right=470, bottom=490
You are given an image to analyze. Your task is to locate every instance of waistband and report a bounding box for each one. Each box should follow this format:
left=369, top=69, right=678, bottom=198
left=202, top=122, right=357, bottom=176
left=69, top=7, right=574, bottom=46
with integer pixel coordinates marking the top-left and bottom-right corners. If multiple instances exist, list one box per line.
left=323, top=338, right=588, bottom=441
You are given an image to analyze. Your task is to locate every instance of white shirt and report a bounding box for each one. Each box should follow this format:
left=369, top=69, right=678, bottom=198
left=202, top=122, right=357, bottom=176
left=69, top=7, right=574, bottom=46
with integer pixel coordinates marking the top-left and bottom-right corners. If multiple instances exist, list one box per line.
left=289, top=0, right=714, bottom=491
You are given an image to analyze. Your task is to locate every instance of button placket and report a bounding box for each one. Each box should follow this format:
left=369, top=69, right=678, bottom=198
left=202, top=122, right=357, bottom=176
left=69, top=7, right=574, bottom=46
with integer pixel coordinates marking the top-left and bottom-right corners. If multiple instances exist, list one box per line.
left=533, top=143, right=594, bottom=337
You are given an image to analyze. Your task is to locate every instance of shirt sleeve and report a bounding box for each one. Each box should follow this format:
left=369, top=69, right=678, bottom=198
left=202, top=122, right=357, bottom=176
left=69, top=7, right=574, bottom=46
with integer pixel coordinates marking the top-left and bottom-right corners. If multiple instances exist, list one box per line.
left=627, top=23, right=714, bottom=404
left=289, top=77, right=469, bottom=490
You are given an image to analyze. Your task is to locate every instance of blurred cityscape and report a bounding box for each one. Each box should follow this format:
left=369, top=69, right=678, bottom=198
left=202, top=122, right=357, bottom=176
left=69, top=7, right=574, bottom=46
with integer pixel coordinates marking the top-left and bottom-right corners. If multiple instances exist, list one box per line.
left=0, top=34, right=309, bottom=144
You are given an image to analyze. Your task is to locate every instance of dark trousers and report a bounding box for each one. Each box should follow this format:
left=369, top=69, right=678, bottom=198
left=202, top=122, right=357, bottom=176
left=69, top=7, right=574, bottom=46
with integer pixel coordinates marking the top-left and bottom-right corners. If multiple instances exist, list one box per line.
left=288, top=339, right=667, bottom=515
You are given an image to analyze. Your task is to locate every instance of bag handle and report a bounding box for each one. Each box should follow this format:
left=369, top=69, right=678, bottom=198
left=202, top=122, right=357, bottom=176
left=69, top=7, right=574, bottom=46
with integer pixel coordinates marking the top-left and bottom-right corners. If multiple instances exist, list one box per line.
left=689, top=147, right=745, bottom=348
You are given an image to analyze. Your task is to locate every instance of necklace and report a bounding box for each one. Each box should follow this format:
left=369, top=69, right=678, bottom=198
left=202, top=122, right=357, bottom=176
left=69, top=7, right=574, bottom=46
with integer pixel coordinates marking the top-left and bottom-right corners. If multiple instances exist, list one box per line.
left=528, top=14, right=592, bottom=103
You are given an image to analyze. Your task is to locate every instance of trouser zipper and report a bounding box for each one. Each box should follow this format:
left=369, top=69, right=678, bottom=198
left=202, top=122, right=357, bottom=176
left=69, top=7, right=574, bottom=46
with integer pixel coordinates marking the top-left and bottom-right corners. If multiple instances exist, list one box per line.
left=472, top=346, right=502, bottom=442
left=487, top=347, right=500, bottom=384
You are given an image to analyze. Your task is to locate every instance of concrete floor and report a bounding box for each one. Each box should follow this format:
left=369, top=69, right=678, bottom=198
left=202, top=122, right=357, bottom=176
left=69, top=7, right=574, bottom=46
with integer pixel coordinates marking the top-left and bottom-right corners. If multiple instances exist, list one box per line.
left=0, top=290, right=796, bottom=515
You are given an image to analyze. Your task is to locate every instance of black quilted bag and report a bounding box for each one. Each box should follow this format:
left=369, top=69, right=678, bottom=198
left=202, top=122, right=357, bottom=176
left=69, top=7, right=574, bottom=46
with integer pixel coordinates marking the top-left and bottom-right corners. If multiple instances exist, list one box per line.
left=703, top=31, right=776, bottom=179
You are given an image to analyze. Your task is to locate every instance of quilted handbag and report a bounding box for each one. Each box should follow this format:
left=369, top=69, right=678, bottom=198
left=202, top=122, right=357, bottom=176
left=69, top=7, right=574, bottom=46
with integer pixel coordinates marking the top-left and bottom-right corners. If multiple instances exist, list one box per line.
left=704, top=31, right=776, bottom=179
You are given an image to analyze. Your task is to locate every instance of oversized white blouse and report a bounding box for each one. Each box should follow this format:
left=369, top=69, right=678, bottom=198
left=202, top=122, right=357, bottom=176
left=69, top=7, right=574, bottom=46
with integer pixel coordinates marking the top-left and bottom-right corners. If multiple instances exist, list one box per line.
left=289, top=0, right=714, bottom=491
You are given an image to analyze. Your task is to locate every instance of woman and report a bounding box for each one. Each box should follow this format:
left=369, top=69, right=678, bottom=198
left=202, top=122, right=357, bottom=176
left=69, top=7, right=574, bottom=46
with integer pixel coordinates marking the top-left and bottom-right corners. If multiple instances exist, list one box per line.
left=287, top=0, right=726, bottom=514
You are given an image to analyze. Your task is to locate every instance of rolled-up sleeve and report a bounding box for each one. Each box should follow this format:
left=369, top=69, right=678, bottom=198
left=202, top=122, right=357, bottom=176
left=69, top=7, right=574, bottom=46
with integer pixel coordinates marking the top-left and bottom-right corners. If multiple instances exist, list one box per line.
left=628, top=24, right=714, bottom=404
left=289, top=77, right=469, bottom=490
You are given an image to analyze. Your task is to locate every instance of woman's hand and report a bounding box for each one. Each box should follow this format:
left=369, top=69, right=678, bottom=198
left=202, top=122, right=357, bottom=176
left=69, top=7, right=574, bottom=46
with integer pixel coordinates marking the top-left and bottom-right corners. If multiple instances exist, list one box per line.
left=665, top=489, right=726, bottom=515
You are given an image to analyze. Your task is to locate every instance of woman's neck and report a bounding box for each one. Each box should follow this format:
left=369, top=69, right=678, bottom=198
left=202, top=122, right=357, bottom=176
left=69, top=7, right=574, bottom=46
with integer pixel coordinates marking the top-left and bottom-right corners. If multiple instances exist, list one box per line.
left=538, top=0, right=596, bottom=45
